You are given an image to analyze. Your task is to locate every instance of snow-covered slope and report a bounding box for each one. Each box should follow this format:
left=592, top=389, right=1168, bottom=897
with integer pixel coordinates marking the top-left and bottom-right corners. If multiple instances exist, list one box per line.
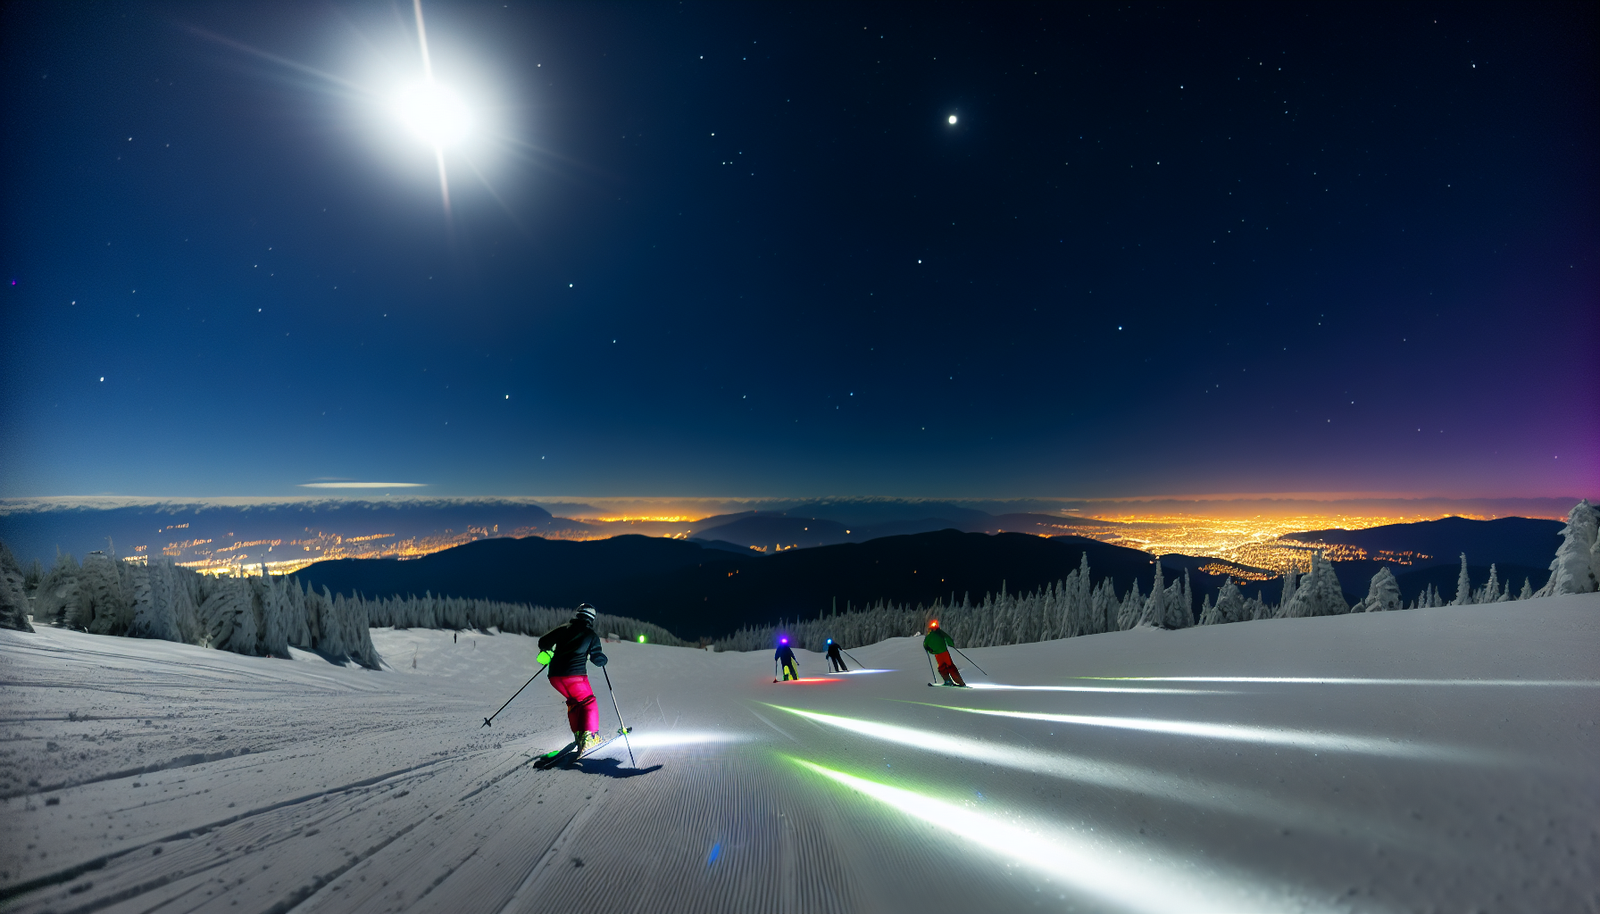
left=2, top=596, right=1596, bottom=913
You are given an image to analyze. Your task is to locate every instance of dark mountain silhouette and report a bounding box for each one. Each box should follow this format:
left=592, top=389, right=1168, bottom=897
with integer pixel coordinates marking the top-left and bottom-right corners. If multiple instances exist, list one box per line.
left=1282, top=516, right=1563, bottom=570
left=297, top=530, right=1254, bottom=640
left=0, top=499, right=593, bottom=568
left=687, top=510, right=1120, bottom=551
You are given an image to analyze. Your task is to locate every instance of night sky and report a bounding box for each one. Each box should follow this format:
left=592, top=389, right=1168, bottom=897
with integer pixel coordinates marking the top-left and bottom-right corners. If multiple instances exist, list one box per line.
left=3, top=2, right=1595, bottom=500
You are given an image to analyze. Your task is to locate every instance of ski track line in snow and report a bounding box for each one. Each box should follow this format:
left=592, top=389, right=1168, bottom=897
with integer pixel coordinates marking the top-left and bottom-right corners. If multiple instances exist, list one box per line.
left=0, top=755, right=462, bottom=908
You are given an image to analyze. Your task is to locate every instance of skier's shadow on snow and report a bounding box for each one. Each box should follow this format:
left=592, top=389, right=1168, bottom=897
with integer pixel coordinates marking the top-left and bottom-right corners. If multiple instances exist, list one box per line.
left=573, top=757, right=663, bottom=779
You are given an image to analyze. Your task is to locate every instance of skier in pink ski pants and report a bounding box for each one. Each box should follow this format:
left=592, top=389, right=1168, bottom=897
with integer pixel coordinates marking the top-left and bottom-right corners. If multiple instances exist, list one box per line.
left=537, top=604, right=609, bottom=752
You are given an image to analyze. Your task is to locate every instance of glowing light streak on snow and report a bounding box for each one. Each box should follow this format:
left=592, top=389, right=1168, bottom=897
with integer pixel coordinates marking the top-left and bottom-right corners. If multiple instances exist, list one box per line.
left=834, top=669, right=894, bottom=675
left=966, top=682, right=1234, bottom=694
left=785, top=756, right=1333, bottom=914
left=920, top=703, right=1483, bottom=761
left=1075, top=676, right=1600, bottom=688
left=621, top=731, right=749, bottom=748
left=774, top=706, right=1439, bottom=850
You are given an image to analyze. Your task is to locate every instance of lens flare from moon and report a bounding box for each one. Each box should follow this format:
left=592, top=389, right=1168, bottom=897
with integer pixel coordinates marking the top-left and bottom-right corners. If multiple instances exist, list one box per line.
left=395, top=83, right=472, bottom=147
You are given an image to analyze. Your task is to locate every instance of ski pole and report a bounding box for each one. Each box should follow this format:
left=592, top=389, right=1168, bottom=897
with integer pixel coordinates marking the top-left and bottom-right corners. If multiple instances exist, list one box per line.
left=925, top=649, right=938, bottom=684
left=482, top=663, right=548, bottom=727
left=842, top=649, right=865, bottom=669
left=774, top=660, right=780, bottom=683
left=600, top=666, right=636, bottom=767
left=949, top=645, right=988, bottom=677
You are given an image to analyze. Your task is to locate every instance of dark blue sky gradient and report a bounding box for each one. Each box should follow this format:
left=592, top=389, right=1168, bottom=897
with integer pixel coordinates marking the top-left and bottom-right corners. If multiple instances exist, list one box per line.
left=3, top=2, right=1595, bottom=498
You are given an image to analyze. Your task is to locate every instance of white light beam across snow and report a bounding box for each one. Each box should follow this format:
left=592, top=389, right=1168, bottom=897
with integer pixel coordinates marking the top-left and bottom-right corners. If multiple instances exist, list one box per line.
left=787, top=756, right=1347, bottom=914
left=774, top=706, right=1439, bottom=852
left=920, top=703, right=1496, bottom=763
left=966, top=682, right=1236, bottom=694
left=1073, top=676, right=1600, bottom=687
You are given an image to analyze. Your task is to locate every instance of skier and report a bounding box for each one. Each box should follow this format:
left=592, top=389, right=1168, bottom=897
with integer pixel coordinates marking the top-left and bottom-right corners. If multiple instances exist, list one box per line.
left=923, top=620, right=966, bottom=687
left=537, top=603, right=609, bottom=754
left=775, top=636, right=800, bottom=681
left=825, top=638, right=848, bottom=672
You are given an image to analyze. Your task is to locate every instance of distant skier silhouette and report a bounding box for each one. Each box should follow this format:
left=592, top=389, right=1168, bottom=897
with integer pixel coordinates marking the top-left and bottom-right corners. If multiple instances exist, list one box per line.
left=923, top=620, right=966, bottom=687
left=537, top=603, right=610, bottom=754
left=825, top=638, right=848, bottom=672
left=775, top=636, right=800, bottom=681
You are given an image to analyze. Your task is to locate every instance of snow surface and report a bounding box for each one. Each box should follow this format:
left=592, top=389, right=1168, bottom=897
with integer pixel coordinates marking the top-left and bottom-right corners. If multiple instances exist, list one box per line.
left=2, top=596, right=1597, bottom=913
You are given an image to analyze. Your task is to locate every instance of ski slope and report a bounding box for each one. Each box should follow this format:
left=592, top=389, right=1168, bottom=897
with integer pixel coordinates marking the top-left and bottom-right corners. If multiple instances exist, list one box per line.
left=2, top=596, right=1597, bottom=913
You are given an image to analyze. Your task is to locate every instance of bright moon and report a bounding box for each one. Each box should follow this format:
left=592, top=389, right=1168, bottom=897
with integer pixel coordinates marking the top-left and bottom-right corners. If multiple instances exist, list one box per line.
left=395, top=83, right=472, bottom=147
left=948, top=114, right=958, bottom=124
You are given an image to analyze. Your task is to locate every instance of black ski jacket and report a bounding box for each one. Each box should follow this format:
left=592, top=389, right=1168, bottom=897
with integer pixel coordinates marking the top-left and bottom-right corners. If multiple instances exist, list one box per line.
left=774, top=644, right=796, bottom=664
left=538, top=619, right=607, bottom=676
left=825, top=643, right=843, bottom=660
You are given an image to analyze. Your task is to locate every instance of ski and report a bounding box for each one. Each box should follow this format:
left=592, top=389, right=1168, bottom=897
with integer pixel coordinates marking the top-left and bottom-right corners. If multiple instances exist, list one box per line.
left=529, top=727, right=633, bottom=770
left=926, top=682, right=970, bottom=688
left=530, top=740, right=579, bottom=769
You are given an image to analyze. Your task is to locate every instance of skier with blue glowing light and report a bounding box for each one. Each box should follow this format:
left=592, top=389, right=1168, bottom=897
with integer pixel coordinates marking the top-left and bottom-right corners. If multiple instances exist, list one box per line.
left=825, top=638, right=848, bottom=672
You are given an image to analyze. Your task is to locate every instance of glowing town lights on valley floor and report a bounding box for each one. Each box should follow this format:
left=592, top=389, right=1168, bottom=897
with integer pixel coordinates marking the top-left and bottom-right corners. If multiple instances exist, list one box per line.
left=783, top=756, right=1330, bottom=914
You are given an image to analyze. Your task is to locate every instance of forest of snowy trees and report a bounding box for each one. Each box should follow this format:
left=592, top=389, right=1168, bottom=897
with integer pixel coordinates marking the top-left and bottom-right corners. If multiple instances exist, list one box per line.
left=713, top=500, right=1600, bottom=652
left=0, top=543, right=684, bottom=663
left=2, top=500, right=1596, bottom=659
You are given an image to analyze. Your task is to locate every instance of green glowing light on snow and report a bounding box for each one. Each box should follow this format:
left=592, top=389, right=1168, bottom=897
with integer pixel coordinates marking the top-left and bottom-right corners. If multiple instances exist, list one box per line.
left=637, top=634, right=647, bottom=643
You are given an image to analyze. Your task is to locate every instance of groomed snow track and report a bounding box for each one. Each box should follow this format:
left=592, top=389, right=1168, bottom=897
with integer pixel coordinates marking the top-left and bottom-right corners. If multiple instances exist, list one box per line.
left=3, top=596, right=1597, bottom=913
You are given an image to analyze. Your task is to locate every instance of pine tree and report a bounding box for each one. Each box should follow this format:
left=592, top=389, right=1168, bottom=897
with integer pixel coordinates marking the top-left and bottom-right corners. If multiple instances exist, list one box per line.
left=1518, top=577, right=1534, bottom=601
left=1214, top=579, right=1247, bottom=623
left=1360, top=567, right=1402, bottom=613
left=1535, top=500, right=1600, bottom=597
left=79, top=551, right=129, bottom=635
left=1117, top=578, right=1144, bottom=630
left=1477, top=564, right=1501, bottom=605
left=1141, top=562, right=1166, bottom=627
left=1451, top=554, right=1474, bottom=605
left=1274, top=567, right=1300, bottom=618
left=128, top=561, right=179, bottom=641
left=34, top=553, right=83, bottom=626
left=1281, top=552, right=1348, bottom=617
left=0, top=542, right=36, bottom=632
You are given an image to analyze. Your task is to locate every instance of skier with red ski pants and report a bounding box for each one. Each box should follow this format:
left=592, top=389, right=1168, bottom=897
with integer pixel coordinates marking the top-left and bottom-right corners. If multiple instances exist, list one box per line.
left=923, top=620, right=966, bottom=687
left=537, top=603, right=609, bottom=754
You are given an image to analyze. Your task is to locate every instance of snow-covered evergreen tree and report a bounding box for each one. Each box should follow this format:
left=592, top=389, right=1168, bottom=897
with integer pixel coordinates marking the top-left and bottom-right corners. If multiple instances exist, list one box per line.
left=1117, top=579, right=1143, bottom=630
left=33, top=553, right=82, bottom=626
left=79, top=551, right=129, bottom=635
left=1475, top=564, right=1501, bottom=604
left=1518, top=577, right=1534, bottom=601
left=1274, top=567, right=1300, bottom=619
left=1140, top=562, right=1165, bottom=627
left=1215, top=579, right=1247, bottom=624
left=1535, top=500, right=1600, bottom=597
left=1359, top=567, right=1402, bottom=613
left=0, top=542, right=35, bottom=632
left=1451, top=554, right=1474, bottom=605
left=1163, top=569, right=1193, bottom=628
left=1280, top=551, right=1348, bottom=618
left=255, top=570, right=290, bottom=659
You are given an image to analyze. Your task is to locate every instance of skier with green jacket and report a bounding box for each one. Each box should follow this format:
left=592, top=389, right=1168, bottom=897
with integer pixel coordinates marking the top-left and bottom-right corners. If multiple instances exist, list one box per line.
left=923, top=620, right=966, bottom=687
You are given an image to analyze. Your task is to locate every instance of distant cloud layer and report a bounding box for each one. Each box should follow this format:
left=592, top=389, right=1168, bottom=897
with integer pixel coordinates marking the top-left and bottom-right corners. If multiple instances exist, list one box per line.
left=298, top=483, right=428, bottom=489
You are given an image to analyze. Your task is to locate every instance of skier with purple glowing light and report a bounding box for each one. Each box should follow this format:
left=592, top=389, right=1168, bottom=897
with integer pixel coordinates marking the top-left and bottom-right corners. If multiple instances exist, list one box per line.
left=774, top=636, right=800, bottom=682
